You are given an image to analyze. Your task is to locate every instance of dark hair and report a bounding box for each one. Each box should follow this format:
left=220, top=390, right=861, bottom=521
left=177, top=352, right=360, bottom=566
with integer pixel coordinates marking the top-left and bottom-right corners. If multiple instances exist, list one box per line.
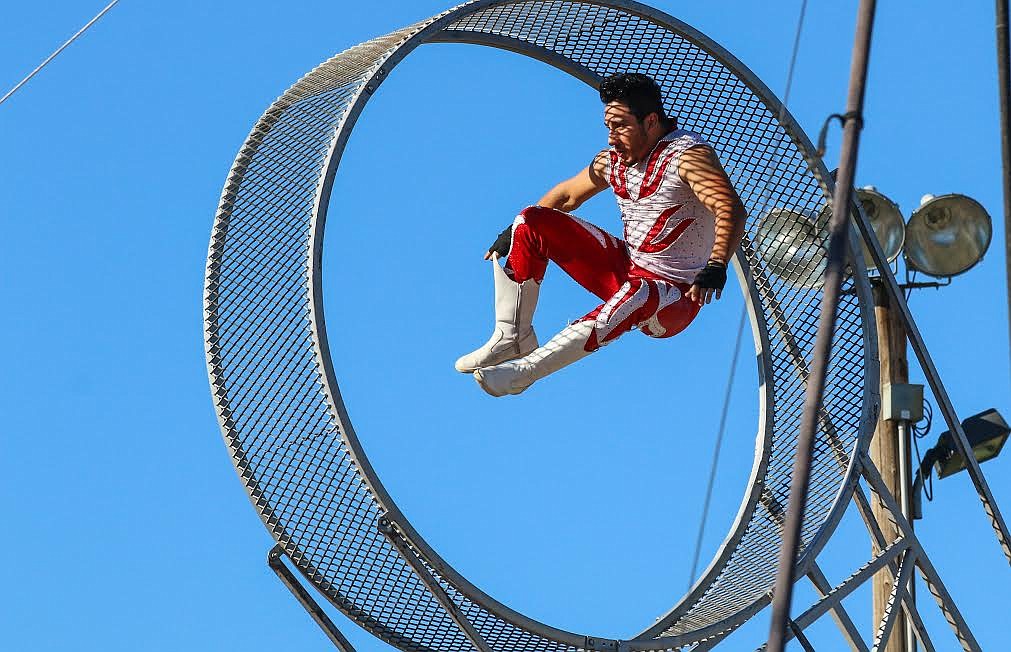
left=598, top=73, right=676, bottom=128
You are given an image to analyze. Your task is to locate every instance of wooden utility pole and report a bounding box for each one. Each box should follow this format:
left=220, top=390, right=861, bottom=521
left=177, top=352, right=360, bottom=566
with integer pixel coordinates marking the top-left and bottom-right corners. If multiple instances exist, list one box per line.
left=870, top=281, right=911, bottom=652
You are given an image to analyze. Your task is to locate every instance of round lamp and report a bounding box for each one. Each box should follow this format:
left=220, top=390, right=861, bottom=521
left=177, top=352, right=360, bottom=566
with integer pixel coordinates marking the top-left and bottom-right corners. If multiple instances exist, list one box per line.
left=755, top=208, right=826, bottom=289
left=817, top=186, right=905, bottom=271
left=904, top=194, right=992, bottom=277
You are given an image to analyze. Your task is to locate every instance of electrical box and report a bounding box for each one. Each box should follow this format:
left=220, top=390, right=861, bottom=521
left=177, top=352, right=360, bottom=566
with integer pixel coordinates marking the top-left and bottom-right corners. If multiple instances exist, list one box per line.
left=881, top=383, right=924, bottom=422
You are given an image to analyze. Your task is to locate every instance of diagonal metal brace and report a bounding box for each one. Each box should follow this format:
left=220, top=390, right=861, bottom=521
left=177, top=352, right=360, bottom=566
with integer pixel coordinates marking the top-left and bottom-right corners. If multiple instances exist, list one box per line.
left=756, top=539, right=909, bottom=651
left=759, top=488, right=869, bottom=652
left=267, top=545, right=357, bottom=652
left=850, top=482, right=936, bottom=652
left=806, top=564, right=868, bottom=652
left=850, top=176, right=1011, bottom=563
left=861, top=457, right=982, bottom=651
left=787, top=618, right=817, bottom=652
left=871, top=549, right=916, bottom=651
left=378, top=515, right=495, bottom=652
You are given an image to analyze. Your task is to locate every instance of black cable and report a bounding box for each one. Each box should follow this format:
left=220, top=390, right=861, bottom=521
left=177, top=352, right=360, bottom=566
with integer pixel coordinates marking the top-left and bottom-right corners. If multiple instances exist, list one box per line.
left=912, top=398, right=935, bottom=502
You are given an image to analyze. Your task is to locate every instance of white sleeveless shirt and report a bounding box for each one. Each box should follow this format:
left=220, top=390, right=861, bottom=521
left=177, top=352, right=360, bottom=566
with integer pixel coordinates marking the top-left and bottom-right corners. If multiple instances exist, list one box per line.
left=604, top=129, right=715, bottom=284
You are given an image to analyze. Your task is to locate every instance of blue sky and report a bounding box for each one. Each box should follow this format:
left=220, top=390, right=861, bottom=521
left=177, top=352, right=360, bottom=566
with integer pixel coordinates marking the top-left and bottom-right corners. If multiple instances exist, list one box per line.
left=2, top=1, right=1010, bottom=650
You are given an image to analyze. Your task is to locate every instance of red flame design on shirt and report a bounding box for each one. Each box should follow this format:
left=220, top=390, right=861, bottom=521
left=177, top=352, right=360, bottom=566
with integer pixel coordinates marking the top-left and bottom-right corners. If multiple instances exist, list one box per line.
left=609, top=150, right=630, bottom=200
left=638, top=143, right=676, bottom=200
left=637, top=205, right=694, bottom=254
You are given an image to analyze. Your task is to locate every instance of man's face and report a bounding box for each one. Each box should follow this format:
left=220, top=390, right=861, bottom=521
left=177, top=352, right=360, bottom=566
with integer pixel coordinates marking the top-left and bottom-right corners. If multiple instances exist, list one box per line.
left=604, top=101, right=655, bottom=165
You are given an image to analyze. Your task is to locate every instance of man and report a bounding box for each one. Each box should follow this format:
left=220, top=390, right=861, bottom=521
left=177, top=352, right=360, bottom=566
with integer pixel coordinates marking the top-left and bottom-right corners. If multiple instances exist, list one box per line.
left=456, top=73, right=747, bottom=397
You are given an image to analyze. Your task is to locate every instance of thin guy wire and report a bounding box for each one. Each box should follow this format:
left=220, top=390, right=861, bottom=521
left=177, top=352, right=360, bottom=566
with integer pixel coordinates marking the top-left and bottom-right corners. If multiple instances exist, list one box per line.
left=780, top=0, right=809, bottom=109
left=0, top=0, right=120, bottom=108
left=687, top=306, right=747, bottom=589
left=686, top=0, right=809, bottom=589
left=750, top=0, right=809, bottom=212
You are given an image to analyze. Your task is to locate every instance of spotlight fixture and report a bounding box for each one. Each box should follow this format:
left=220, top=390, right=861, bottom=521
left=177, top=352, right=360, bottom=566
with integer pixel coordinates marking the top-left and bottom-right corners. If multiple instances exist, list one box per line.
left=930, top=408, right=1010, bottom=479
left=818, top=186, right=905, bottom=272
left=755, top=208, right=826, bottom=289
left=757, top=188, right=992, bottom=290
left=912, top=409, right=1009, bottom=519
left=904, top=194, right=992, bottom=278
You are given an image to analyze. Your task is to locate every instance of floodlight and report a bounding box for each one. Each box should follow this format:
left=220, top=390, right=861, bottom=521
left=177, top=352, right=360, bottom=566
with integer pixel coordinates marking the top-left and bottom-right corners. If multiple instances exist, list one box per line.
left=904, top=194, right=992, bottom=278
left=817, top=186, right=904, bottom=271
left=931, top=408, right=1010, bottom=479
left=912, top=408, right=1009, bottom=518
left=755, top=208, right=826, bottom=289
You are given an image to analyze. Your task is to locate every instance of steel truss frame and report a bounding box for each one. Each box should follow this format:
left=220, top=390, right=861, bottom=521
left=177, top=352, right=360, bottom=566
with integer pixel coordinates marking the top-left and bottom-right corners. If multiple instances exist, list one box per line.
left=271, top=452, right=982, bottom=651
left=205, top=1, right=1009, bottom=650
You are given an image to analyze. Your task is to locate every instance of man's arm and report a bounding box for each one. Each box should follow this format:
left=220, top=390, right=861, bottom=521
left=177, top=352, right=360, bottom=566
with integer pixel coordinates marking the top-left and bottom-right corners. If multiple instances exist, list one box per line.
left=537, top=151, right=610, bottom=212
left=484, top=152, right=610, bottom=260
left=678, top=145, right=747, bottom=304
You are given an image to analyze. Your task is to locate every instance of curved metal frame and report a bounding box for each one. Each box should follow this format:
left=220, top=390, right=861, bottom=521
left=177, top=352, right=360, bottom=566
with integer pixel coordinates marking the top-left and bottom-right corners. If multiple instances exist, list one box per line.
left=204, top=1, right=879, bottom=649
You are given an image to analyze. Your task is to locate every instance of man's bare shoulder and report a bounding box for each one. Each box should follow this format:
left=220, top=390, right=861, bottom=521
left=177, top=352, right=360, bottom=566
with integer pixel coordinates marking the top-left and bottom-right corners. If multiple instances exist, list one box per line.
left=678, top=142, right=722, bottom=170
left=589, top=149, right=611, bottom=185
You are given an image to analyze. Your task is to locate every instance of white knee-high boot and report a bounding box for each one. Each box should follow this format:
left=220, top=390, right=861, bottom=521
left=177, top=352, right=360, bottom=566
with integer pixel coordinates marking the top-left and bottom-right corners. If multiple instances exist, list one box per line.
left=473, top=320, right=594, bottom=397
left=455, top=257, right=540, bottom=373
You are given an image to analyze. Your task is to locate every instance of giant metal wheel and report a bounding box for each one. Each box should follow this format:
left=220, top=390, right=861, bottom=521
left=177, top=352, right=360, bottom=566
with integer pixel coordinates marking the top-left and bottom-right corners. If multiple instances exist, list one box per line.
left=203, top=1, right=879, bottom=649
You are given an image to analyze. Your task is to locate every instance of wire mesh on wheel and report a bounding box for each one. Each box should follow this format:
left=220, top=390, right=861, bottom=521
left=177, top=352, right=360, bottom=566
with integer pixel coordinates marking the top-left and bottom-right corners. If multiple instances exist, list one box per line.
left=204, top=1, right=877, bottom=649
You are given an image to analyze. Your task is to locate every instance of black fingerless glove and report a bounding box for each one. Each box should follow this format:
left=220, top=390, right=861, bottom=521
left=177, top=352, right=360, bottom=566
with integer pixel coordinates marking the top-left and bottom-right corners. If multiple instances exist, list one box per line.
left=487, top=224, right=513, bottom=259
left=694, top=260, right=728, bottom=290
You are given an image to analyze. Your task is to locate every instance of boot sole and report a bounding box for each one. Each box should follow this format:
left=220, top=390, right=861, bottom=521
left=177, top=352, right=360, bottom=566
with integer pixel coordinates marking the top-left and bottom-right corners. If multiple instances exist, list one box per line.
left=454, top=341, right=538, bottom=374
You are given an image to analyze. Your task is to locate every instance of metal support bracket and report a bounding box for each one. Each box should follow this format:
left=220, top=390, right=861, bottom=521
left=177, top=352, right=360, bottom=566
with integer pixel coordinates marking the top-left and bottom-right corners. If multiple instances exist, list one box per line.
left=871, top=549, right=916, bottom=651
left=267, top=545, right=357, bottom=652
left=850, top=483, right=937, bottom=652
left=752, top=451, right=981, bottom=651
left=378, top=515, right=496, bottom=652
left=806, top=564, right=869, bottom=652
left=756, top=540, right=908, bottom=651
left=759, top=478, right=869, bottom=652
left=860, top=454, right=982, bottom=651
left=787, top=618, right=817, bottom=652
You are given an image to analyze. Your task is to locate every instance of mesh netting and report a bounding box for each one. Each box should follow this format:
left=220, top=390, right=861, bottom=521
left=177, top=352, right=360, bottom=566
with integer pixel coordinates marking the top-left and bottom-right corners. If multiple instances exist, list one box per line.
left=204, top=1, right=874, bottom=649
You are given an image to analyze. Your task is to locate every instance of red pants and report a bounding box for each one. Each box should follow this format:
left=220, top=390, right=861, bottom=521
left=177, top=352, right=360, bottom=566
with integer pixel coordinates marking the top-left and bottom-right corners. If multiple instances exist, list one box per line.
left=506, top=206, right=701, bottom=351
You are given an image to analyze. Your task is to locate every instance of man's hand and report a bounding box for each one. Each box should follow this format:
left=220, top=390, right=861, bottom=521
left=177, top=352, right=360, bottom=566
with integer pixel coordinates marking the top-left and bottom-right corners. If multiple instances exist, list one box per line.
left=688, top=260, right=728, bottom=305
left=484, top=225, right=513, bottom=260
left=484, top=153, right=610, bottom=261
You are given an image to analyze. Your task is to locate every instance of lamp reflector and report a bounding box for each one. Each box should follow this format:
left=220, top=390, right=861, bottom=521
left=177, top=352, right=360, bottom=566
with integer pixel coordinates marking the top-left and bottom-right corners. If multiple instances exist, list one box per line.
left=755, top=208, right=826, bottom=289
left=817, top=186, right=904, bottom=271
left=905, top=193, right=992, bottom=278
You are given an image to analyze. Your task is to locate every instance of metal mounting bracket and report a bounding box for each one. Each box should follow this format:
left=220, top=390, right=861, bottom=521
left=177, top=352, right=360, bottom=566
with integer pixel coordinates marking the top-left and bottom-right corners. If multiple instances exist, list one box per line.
left=267, top=545, right=357, bottom=652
